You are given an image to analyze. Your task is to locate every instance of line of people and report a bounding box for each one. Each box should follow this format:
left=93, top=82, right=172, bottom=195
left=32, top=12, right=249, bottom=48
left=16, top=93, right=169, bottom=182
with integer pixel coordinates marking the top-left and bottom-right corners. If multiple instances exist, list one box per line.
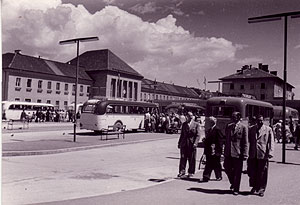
left=177, top=111, right=275, bottom=197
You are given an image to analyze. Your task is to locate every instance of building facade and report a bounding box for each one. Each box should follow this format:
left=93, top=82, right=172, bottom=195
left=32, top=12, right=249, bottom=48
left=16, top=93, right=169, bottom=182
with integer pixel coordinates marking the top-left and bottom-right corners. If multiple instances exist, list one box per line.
left=219, top=64, right=294, bottom=101
left=2, top=51, right=92, bottom=109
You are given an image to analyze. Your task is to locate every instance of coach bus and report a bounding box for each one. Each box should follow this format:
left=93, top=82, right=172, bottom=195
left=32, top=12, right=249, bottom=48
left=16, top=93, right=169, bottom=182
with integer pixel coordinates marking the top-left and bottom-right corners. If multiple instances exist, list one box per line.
left=2, top=101, right=54, bottom=121
left=164, top=103, right=205, bottom=116
left=205, top=97, right=274, bottom=135
left=273, top=105, right=299, bottom=123
left=80, top=99, right=158, bottom=132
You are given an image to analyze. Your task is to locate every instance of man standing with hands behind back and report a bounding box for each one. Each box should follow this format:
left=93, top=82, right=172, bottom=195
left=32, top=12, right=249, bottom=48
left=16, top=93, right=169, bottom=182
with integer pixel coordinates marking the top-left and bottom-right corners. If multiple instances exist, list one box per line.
left=224, top=112, right=249, bottom=195
left=248, top=115, right=274, bottom=197
left=177, top=112, right=201, bottom=178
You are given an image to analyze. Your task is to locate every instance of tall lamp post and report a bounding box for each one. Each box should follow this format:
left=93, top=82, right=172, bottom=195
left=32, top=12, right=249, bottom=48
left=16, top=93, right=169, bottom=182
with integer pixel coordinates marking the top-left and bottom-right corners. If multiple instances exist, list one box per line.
left=59, top=36, right=99, bottom=142
left=248, top=11, right=300, bottom=163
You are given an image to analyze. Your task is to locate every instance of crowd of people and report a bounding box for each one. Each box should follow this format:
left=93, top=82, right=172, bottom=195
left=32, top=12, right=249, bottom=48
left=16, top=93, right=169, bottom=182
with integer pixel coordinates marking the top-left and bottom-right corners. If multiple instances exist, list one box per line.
left=144, top=110, right=204, bottom=134
left=176, top=111, right=300, bottom=197
left=20, top=109, right=80, bottom=123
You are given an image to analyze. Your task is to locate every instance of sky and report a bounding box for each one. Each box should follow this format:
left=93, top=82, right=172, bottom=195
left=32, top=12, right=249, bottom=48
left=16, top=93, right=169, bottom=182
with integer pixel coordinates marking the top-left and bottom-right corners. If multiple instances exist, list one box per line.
left=2, top=0, right=300, bottom=99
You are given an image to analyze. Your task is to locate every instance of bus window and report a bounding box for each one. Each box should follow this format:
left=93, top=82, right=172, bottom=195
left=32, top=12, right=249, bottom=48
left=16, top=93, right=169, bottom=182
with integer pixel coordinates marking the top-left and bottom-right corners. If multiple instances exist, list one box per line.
left=138, top=106, right=144, bottom=114
left=211, top=106, right=234, bottom=118
left=82, top=104, right=96, bottom=113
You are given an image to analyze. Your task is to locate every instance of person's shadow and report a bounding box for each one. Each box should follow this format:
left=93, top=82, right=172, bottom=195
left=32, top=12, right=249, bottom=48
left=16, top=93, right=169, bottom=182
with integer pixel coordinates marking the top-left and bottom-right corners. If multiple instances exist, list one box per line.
left=187, top=187, right=251, bottom=196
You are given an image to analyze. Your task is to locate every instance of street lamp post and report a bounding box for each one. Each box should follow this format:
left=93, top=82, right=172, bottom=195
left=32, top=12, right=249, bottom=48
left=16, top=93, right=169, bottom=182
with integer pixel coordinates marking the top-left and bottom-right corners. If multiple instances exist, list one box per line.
left=59, top=36, right=99, bottom=142
left=248, top=11, right=300, bottom=163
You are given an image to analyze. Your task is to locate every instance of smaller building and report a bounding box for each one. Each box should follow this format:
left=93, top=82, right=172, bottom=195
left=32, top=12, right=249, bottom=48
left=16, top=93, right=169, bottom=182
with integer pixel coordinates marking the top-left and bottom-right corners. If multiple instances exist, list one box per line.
left=219, top=63, right=294, bottom=101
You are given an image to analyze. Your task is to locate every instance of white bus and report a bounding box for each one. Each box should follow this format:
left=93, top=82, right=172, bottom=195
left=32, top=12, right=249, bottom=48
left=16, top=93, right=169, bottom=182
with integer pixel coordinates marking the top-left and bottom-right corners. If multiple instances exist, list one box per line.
left=2, top=101, right=54, bottom=121
left=80, top=99, right=158, bottom=132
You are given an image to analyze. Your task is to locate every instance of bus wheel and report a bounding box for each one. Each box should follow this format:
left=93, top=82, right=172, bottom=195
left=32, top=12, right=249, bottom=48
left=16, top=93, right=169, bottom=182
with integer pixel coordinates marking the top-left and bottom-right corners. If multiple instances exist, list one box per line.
left=114, top=121, right=123, bottom=130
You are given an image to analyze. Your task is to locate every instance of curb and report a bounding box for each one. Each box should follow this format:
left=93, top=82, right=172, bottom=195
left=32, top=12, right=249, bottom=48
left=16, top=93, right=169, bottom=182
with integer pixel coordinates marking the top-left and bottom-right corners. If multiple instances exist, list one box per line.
left=2, top=136, right=177, bottom=157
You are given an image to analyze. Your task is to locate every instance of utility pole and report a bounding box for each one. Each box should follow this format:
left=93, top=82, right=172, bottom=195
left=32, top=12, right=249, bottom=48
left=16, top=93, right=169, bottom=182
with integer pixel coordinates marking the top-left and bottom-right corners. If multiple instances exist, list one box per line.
left=59, top=36, right=99, bottom=142
left=248, top=11, right=300, bottom=163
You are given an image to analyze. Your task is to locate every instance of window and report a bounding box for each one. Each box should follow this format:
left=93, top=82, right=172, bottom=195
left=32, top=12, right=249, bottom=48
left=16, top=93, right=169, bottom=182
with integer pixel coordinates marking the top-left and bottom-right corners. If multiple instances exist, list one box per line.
left=38, top=80, right=43, bottom=89
left=230, top=83, right=234, bottom=90
left=80, top=85, right=83, bottom=92
left=37, top=99, right=42, bottom=103
left=64, top=83, right=69, bottom=91
left=64, top=101, right=68, bottom=106
left=261, top=94, right=265, bottom=100
left=87, top=86, right=90, bottom=93
left=250, top=84, right=254, bottom=90
left=27, top=79, right=32, bottom=88
left=56, top=82, right=60, bottom=90
left=47, top=81, right=52, bottom=89
left=15, top=98, right=20, bottom=101
left=55, top=101, right=59, bottom=106
left=261, top=83, right=265, bottom=89
left=46, top=100, right=51, bottom=104
left=16, top=78, right=21, bottom=86
left=240, top=85, right=244, bottom=90
left=25, top=98, right=31, bottom=102
left=72, top=84, right=76, bottom=92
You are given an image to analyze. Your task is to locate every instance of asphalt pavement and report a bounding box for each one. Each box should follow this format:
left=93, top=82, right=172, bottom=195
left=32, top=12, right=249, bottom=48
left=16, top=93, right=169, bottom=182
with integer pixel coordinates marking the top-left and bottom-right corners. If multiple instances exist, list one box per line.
left=2, top=122, right=300, bottom=205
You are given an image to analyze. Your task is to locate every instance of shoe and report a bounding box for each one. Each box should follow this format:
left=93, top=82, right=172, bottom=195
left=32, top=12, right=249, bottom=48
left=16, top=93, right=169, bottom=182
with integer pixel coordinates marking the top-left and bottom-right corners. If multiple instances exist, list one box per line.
left=233, top=191, right=239, bottom=195
left=294, top=147, right=298, bottom=150
left=187, top=173, right=194, bottom=178
left=216, top=177, right=222, bottom=181
left=250, top=187, right=256, bottom=194
left=258, top=190, right=265, bottom=197
left=177, top=173, right=185, bottom=178
left=230, top=185, right=234, bottom=191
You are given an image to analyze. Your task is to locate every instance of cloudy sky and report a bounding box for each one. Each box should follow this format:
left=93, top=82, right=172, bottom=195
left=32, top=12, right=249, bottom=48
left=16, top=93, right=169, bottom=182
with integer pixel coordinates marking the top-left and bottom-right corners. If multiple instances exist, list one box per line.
left=2, top=0, right=300, bottom=98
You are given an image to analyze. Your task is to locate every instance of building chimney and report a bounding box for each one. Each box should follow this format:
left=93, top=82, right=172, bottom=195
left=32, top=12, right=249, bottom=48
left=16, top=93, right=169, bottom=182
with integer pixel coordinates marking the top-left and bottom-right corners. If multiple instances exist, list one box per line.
left=270, top=71, right=277, bottom=76
left=14, top=49, right=21, bottom=54
left=262, top=64, right=269, bottom=72
left=258, top=63, right=263, bottom=69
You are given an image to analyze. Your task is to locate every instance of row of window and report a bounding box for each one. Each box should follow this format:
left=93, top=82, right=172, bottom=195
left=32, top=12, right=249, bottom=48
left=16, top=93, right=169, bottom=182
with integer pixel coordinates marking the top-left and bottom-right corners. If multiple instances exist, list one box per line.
left=14, top=98, right=75, bottom=108
left=230, top=83, right=266, bottom=90
left=141, top=92, right=196, bottom=101
left=15, top=78, right=90, bottom=93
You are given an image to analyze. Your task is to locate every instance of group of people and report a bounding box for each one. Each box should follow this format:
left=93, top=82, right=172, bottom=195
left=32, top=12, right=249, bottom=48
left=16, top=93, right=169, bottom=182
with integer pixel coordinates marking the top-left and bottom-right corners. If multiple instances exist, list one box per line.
left=177, top=111, right=275, bottom=197
left=144, top=111, right=204, bottom=134
left=20, top=109, right=80, bottom=123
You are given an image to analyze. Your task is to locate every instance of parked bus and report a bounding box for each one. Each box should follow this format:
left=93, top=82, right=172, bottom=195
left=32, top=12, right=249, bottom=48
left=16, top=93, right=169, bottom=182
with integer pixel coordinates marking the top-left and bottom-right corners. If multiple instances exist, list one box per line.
left=273, top=106, right=299, bottom=123
left=80, top=99, right=158, bottom=132
left=164, top=103, right=205, bottom=116
left=2, top=101, right=54, bottom=120
left=205, top=97, right=274, bottom=135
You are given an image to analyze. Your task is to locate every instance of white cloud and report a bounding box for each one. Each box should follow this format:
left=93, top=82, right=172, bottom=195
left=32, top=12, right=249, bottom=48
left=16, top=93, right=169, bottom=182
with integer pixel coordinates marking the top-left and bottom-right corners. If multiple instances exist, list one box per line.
left=2, top=0, right=239, bottom=87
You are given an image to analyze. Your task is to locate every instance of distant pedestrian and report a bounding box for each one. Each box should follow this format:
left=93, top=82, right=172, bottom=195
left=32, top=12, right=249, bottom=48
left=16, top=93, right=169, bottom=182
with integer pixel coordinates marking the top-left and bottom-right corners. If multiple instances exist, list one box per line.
left=177, top=112, right=201, bottom=178
left=224, top=112, right=249, bottom=195
left=200, top=116, right=224, bottom=182
left=247, top=115, right=274, bottom=197
left=273, top=120, right=282, bottom=143
left=294, top=121, right=300, bottom=150
left=20, top=109, right=27, bottom=121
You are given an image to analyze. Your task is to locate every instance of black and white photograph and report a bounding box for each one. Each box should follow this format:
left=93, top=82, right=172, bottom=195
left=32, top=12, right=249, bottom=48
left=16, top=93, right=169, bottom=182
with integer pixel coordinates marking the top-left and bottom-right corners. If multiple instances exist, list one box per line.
left=2, top=0, right=300, bottom=204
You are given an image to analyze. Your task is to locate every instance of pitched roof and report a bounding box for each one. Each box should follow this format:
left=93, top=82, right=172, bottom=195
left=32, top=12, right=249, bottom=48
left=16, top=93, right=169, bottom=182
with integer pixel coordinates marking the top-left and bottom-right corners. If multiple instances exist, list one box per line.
left=68, top=49, right=143, bottom=78
left=2, top=52, right=92, bottom=81
left=219, top=67, right=294, bottom=88
left=141, top=78, right=200, bottom=98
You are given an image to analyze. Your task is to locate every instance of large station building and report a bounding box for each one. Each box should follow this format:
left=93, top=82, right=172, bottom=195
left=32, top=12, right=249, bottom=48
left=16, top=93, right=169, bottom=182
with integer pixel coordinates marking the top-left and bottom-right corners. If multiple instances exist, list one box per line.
left=2, top=49, right=203, bottom=110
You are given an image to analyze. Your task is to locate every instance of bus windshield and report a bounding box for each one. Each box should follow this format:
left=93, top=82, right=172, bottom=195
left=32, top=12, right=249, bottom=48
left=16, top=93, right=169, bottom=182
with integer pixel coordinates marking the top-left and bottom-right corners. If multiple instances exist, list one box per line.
left=211, top=106, right=235, bottom=118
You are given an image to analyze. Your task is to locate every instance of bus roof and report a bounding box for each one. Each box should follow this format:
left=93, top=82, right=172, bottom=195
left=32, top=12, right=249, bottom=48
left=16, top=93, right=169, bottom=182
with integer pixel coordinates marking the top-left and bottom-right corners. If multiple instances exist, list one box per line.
left=165, top=103, right=205, bottom=110
left=84, top=99, right=158, bottom=107
left=2, top=101, right=54, bottom=107
left=207, top=97, right=273, bottom=108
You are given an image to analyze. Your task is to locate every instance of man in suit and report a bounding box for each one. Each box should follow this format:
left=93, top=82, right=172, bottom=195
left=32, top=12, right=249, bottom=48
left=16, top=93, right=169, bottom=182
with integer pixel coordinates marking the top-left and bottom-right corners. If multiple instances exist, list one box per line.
left=248, top=115, right=274, bottom=197
left=224, top=112, right=249, bottom=195
left=201, top=116, right=224, bottom=182
left=177, top=112, right=201, bottom=178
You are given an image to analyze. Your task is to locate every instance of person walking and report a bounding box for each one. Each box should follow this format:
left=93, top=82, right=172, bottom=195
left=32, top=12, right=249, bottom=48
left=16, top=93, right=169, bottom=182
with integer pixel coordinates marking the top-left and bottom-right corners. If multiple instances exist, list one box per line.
left=200, top=116, right=224, bottom=182
left=177, top=112, right=201, bottom=178
left=224, top=112, right=249, bottom=195
left=294, top=120, right=300, bottom=150
left=247, top=115, right=274, bottom=197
